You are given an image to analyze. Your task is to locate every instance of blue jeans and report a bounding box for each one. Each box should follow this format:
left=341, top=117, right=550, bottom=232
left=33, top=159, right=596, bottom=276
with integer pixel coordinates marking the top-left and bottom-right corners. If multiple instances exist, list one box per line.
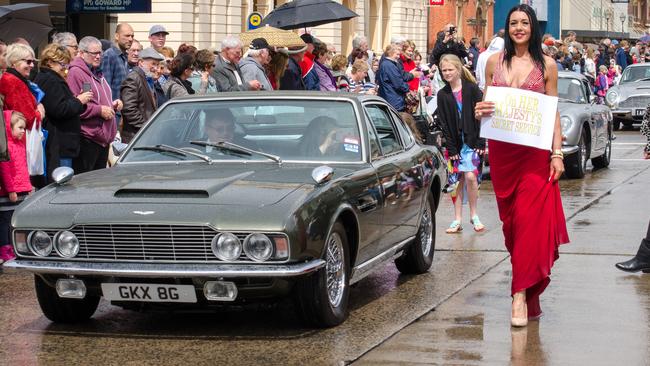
left=60, top=158, right=73, bottom=168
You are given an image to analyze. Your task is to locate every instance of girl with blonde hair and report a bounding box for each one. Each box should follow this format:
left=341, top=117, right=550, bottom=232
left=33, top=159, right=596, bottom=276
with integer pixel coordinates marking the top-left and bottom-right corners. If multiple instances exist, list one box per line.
left=436, top=53, right=485, bottom=234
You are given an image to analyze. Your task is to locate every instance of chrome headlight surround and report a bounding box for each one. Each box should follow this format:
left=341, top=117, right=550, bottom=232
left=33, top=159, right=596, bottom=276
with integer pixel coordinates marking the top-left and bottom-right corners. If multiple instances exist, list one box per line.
left=54, top=230, right=80, bottom=258
left=211, top=233, right=242, bottom=261
left=560, top=116, right=573, bottom=134
left=27, top=231, right=53, bottom=257
left=605, top=89, right=620, bottom=107
left=243, top=233, right=274, bottom=262
left=13, top=231, right=29, bottom=255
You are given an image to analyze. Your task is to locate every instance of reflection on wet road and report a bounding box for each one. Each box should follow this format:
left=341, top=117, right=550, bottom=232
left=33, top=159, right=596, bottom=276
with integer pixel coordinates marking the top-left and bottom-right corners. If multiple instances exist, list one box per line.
left=1, top=130, right=649, bottom=365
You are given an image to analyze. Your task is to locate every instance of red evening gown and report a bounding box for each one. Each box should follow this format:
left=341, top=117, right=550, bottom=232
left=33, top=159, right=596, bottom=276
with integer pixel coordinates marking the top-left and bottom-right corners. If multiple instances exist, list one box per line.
left=490, top=53, right=570, bottom=318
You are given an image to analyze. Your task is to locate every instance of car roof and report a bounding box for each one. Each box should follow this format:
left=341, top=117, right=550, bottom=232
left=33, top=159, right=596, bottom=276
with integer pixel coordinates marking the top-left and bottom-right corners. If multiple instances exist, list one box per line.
left=558, top=71, right=589, bottom=82
left=170, top=91, right=387, bottom=104
left=623, top=63, right=650, bottom=68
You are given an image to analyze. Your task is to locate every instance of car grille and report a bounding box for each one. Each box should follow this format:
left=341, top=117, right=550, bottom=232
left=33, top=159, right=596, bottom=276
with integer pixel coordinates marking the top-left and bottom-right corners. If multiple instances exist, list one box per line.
left=619, top=96, right=650, bottom=109
left=38, top=225, right=282, bottom=262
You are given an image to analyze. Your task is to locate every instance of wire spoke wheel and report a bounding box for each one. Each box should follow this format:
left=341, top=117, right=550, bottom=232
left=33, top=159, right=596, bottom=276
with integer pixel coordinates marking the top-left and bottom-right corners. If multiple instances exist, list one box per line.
left=325, top=232, right=345, bottom=307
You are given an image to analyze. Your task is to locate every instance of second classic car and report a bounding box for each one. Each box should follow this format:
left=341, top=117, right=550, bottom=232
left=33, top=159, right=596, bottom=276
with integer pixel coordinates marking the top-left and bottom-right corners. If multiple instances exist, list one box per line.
left=5, top=92, right=446, bottom=327
left=558, top=71, right=613, bottom=178
left=606, top=63, right=650, bottom=130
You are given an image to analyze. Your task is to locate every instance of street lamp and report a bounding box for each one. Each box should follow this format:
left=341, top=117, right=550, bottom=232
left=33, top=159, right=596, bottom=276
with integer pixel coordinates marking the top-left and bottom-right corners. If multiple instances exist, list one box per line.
left=620, top=13, right=626, bottom=33
left=604, top=8, right=613, bottom=37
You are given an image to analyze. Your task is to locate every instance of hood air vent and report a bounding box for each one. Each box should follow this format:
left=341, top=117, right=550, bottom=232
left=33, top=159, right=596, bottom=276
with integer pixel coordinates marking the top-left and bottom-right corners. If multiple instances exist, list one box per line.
left=114, top=189, right=209, bottom=199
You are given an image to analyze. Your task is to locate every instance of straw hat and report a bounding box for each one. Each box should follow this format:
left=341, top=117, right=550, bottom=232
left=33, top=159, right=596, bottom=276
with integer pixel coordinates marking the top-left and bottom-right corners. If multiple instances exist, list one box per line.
left=240, top=26, right=305, bottom=49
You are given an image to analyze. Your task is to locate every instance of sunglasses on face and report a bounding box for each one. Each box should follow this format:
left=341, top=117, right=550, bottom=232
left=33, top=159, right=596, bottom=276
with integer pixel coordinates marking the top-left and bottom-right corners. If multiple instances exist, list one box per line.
left=21, top=59, right=36, bottom=65
left=85, top=50, right=103, bottom=57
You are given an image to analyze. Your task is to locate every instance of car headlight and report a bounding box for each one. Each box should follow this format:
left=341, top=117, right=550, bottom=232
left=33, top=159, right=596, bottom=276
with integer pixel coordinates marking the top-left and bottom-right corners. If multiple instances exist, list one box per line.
left=560, top=116, right=572, bottom=133
left=605, top=90, right=620, bottom=107
left=28, top=231, right=52, bottom=257
left=54, top=231, right=80, bottom=258
left=211, top=233, right=242, bottom=261
left=243, top=233, right=273, bottom=262
left=13, top=231, right=29, bottom=255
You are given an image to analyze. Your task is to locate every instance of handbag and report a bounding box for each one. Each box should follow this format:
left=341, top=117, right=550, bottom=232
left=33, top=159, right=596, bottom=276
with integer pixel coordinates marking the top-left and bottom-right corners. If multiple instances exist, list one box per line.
left=26, top=119, right=45, bottom=176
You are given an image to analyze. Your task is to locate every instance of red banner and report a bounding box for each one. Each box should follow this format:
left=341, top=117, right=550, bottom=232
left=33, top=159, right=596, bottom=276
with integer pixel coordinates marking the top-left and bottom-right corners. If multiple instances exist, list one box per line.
left=429, top=0, right=444, bottom=5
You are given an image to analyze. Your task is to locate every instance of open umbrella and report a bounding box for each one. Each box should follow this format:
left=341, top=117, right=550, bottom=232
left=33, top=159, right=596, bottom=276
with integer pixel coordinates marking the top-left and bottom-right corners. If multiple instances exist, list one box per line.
left=640, top=34, right=650, bottom=43
left=240, top=26, right=305, bottom=48
left=0, top=3, right=53, bottom=47
left=261, top=0, right=358, bottom=30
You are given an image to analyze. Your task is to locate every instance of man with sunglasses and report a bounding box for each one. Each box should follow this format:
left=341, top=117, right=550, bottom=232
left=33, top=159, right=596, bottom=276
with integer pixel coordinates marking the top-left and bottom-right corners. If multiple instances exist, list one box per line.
left=67, top=36, right=122, bottom=174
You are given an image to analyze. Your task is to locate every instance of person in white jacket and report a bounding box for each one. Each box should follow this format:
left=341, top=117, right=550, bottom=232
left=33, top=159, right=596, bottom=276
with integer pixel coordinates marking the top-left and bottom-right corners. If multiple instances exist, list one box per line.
left=475, top=37, right=504, bottom=91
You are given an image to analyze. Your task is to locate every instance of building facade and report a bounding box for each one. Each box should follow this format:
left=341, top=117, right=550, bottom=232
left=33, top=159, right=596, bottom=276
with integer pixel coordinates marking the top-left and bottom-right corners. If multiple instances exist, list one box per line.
left=561, top=0, right=630, bottom=41
left=427, top=0, right=495, bottom=51
left=116, top=0, right=430, bottom=57
left=630, top=0, right=650, bottom=39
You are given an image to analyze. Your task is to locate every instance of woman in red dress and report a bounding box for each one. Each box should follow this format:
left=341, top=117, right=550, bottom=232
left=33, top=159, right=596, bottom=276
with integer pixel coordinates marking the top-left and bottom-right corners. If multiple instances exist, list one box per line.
left=475, top=4, right=570, bottom=327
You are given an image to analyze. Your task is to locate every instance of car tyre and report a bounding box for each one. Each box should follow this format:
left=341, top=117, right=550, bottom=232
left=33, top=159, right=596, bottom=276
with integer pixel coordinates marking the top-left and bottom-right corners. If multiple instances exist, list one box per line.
left=34, top=275, right=100, bottom=323
left=565, top=127, right=588, bottom=179
left=591, top=127, right=612, bottom=169
left=294, top=221, right=350, bottom=328
left=395, top=191, right=436, bottom=274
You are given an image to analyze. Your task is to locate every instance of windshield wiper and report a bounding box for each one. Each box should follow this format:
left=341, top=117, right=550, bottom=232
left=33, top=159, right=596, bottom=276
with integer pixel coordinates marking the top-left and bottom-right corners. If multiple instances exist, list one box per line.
left=189, top=140, right=282, bottom=165
left=133, top=144, right=212, bottom=164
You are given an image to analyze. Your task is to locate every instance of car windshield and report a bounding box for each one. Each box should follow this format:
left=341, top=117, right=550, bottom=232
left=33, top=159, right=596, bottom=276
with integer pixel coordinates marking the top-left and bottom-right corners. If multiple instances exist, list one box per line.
left=121, top=99, right=362, bottom=163
left=557, top=77, right=586, bottom=103
left=620, top=66, right=650, bottom=83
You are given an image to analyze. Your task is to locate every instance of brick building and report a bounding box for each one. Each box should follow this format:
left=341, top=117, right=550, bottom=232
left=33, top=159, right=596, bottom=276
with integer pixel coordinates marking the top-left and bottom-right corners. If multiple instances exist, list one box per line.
left=427, top=0, right=495, bottom=52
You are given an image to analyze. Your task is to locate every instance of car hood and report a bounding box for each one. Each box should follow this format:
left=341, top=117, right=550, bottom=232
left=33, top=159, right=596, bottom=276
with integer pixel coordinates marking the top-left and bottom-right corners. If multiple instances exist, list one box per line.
left=48, top=163, right=329, bottom=206
left=612, top=80, right=650, bottom=97
left=557, top=101, right=586, bottom=115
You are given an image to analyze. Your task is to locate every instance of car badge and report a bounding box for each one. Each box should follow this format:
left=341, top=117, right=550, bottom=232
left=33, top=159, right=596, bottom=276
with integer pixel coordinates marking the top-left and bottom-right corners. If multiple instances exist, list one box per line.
left=133, top=211, right=155, bottom=216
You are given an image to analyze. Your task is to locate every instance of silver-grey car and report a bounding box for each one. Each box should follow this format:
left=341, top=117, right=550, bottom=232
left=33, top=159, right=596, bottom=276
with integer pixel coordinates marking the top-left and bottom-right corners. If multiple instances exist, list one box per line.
left=558, top=71, right=613, bottom=178
left=606, top=63, right=650, bottom=130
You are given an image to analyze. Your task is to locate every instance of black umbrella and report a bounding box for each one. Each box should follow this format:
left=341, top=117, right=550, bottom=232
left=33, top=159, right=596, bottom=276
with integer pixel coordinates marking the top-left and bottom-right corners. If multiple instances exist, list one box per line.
left=0, top=3, right=53, bottom=47
left=261, top=0, right=358, bottom=30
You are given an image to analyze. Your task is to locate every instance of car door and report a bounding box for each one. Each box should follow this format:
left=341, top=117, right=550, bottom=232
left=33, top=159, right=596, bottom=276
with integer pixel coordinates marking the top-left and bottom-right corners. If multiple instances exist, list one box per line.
left=364, top=103, right=418, bottom=253
left=582, top=79, right=606, bottom=154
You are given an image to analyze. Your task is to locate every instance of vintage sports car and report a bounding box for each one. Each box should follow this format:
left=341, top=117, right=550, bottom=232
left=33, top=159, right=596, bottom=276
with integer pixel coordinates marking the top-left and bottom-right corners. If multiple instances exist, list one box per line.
left=557, top=71, right=613, bottom=178
left=606, top=63, right=650, bottom=130
left=6, top=92, right=446, bottom=327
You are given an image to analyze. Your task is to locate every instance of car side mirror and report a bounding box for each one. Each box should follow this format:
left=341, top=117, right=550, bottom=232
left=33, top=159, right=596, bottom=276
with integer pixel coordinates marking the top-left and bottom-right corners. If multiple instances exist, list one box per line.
left=312, top=165, right=334, bottom=184
left=589, top=95, right=596, bottom=104
left=112, top=142, right=128, bottom=157
left=51, top=166, right=74, bottom=185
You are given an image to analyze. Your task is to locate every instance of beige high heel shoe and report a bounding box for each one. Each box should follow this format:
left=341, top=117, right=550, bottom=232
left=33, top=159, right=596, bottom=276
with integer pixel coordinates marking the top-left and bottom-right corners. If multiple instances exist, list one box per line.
left=511, top=299, right=528, bottom=327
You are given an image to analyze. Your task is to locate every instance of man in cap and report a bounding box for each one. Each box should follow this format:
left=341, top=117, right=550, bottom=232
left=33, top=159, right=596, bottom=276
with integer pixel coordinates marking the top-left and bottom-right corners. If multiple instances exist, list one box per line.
left=213, top=35, right=262, bottom=92
left=149, top=25, right=169, bottom=52
left=280, top=45, right=307, bottom=90
left=103, top=23, right=134, bottom=127
left=120, top=47, right=164, bottom=143
left=239, top=38, right=273, bottom=91
left=299, top=33, right=320, bottom=90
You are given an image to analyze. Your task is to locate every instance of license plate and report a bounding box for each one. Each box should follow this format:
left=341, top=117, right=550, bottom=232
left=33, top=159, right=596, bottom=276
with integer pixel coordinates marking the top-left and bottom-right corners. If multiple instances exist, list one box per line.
left=635, top=109, right=645, bottom=116
left=101, top=283, right=197, bottom=303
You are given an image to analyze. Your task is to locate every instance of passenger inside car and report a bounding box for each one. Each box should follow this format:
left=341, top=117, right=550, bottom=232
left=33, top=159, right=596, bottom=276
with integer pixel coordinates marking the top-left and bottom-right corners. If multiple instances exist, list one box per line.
left=299, top=116, right=360, bottom=159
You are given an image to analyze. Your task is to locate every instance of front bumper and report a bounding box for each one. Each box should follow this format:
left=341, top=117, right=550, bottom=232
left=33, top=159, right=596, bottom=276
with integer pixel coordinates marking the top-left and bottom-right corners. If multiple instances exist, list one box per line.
left=2, top=259, right=325, bottom=278
left=611, top=108, right=645, bottom=121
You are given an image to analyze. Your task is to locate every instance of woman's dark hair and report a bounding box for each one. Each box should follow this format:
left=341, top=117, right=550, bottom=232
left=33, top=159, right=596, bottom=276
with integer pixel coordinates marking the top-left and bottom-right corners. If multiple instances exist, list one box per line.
left=312, top=41, right=328, bottom=59
left=503, top=4, right=546, bottom=77
left=177, top=43, right=197, bottom=56
left=170, top=53, right=195, bottom=77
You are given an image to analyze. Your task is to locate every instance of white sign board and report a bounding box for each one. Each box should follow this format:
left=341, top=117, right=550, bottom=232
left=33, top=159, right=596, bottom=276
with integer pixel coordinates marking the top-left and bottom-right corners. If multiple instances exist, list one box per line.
left=479, top=86, right=558, bottom=151
left=521, top=0, right=548, bottom=21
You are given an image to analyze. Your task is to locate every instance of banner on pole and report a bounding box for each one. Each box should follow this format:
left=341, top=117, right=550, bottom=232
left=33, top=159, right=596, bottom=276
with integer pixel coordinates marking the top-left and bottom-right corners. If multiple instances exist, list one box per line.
left=429, top=0, right=444, bottom=5
left=479, top=86, right=558, bottom=151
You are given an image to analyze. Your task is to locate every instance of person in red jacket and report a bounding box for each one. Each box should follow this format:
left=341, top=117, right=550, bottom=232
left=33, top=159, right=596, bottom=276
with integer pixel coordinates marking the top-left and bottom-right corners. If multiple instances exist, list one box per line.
left=0, top=111, right=32, bottom=263
left=0, top=43, right=44, bottom=132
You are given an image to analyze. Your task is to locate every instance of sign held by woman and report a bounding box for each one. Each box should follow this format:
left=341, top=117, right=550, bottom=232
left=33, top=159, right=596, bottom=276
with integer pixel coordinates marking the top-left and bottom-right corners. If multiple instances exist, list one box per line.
left=479, top=86, right=558, bottom=150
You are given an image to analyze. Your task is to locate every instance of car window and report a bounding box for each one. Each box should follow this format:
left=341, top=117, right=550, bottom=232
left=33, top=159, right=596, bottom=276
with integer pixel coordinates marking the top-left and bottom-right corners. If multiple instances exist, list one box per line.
left=122, top=99, right=362, bottom=163
left=390, top=111, right=415, bottom=147
left=620, top=66, right=650, bottom=83
left=365, top=118, right=381, bottom=160
left=364, top=104, right=403, bottom=155
left=558, top=78, right=586, bottom=103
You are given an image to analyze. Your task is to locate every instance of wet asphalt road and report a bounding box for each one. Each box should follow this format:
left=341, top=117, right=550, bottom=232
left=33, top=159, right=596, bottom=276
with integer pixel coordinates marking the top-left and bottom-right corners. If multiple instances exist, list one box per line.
left=1, top=130, right=648, bottom=366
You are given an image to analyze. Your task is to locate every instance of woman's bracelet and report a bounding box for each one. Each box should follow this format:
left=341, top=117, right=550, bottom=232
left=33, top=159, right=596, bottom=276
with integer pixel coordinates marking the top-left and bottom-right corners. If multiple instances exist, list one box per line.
left=551, top=154, right=564, bottom=160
